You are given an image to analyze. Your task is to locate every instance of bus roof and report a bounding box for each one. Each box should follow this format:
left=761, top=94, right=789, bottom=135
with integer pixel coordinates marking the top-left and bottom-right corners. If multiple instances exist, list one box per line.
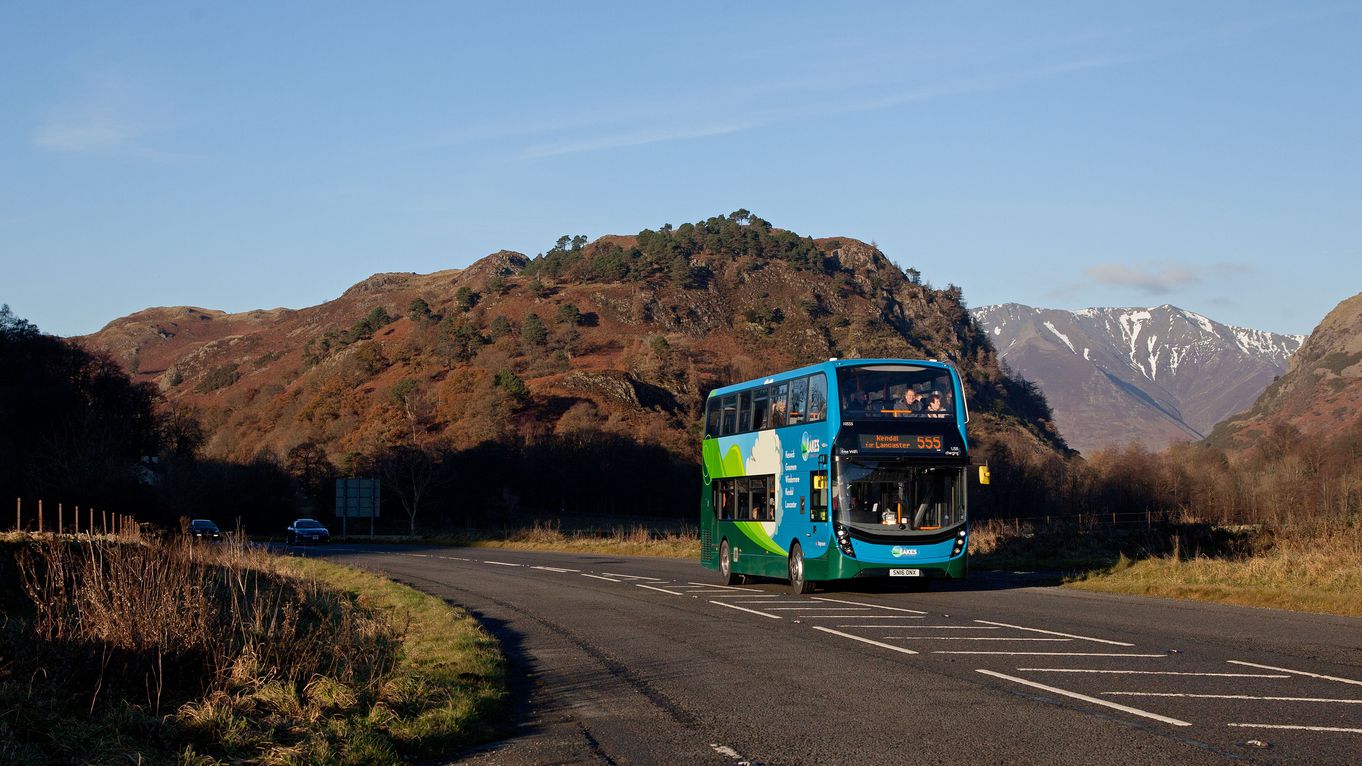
left=706, top=358, right=957, bottom=399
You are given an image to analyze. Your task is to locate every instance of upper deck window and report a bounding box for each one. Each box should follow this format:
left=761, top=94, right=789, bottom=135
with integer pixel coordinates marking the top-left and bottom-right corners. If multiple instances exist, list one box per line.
left=838, top=365, right=955, bottom=421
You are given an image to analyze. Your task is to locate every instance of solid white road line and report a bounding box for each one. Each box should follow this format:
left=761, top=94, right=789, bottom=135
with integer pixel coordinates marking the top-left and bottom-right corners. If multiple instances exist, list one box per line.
left=1229, top=723, right=1362, bottom=734
left=483, top=560, right=520, bottom=567
left=603, top=572, right=663, bottom=580
left=580, top=574, right=622, bottom=582
left=977, top=669, right=1191, bottom=727
left=700, top=593, right=780, bottom=598
left=888, top=632, right=1067, bottom=637
left=938, top=652, right=1167, bottom=657
left=812, top=597, right=927, bottom=614
left=688, top=581, right=764, bottom=591
left=733, top=600, right=839, bottom=605
left=812, top=627, right=919, bottom=655
left=768, top=607, right=888, bottom=611
left=973, top=620, right=1134, bottom=646
left=1107, top=692, right=1362, bottom=704
left=439, top=556, right=472, bottom=561
left=1227, top=660, right=1362, bottom=688
left=1017, top=669, right=1290, bottom=678
left=710, top=600, right=782, bottom=619
left=636, top=584, right=686, bottom=596
left=895, top=625, right=1000, bottom=629
left=531, top=565, right=578, bottom=572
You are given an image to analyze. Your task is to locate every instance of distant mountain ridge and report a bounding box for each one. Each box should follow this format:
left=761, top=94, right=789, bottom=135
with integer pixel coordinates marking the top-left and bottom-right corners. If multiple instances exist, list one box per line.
left=970, top=303, right=1304, bottom=454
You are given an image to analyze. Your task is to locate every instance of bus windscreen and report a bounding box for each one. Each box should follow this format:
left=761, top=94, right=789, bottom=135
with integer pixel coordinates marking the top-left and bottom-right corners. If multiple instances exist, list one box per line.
left=837, top=365, right=955, bottom=420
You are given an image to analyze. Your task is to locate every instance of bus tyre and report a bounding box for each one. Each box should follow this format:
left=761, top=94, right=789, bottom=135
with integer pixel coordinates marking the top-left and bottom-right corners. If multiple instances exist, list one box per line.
left=719, top=539, right=741, bottom=586
left=788, top=542, right=814, bottom=594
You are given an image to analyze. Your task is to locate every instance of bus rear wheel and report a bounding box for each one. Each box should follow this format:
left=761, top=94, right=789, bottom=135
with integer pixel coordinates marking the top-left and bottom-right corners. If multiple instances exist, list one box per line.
left=719, top=539, right=742, bottom=586
left=788, top=542, right=815, bottom=594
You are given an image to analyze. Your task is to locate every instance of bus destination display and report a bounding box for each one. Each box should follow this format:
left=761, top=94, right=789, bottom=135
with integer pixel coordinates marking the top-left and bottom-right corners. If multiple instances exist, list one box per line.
left=857, top=434, right=945, bottom=452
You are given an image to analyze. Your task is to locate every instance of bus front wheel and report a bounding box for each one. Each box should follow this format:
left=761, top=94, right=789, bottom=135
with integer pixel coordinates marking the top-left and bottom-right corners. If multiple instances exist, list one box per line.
left=788, top=542, right=815, bottom=594
left=719, top=539, right=742, bottom=585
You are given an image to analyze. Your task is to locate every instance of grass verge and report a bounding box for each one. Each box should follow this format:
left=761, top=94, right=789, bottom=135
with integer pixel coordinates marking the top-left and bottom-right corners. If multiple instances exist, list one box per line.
left=0, top=533, right=506, bottom=765
left=427, top=520, right=699, bottom=558
left=969, top=518, right=1362, bottom=618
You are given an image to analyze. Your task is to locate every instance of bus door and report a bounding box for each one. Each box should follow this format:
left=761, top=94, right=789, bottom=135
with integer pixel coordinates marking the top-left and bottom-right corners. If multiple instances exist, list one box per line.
left=806, top=469, right=829, bottom=547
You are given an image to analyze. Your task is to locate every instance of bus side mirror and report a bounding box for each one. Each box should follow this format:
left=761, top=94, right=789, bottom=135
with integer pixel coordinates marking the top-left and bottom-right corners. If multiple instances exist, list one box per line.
left=978, top=465, right=991, bottom=485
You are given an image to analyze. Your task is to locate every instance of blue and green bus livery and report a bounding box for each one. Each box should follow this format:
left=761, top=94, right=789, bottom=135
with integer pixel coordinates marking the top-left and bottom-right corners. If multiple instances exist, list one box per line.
left=700, top=359, right=970, bottom=593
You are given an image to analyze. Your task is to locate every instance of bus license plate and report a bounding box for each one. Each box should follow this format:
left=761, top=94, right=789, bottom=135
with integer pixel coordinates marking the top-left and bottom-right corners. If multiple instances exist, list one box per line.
left=889, top=568, right=921, bottom=577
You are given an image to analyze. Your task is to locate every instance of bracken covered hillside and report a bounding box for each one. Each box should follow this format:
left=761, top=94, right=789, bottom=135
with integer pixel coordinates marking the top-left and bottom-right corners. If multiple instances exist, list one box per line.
left=80, top=212, right=1065, bottom=468
left=1209, top=290, right=1362, bottom=449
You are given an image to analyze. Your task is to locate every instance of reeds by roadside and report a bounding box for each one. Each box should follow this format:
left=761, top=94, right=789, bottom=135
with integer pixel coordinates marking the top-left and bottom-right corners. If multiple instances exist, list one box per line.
left=0, top=532, right=505, bottom=764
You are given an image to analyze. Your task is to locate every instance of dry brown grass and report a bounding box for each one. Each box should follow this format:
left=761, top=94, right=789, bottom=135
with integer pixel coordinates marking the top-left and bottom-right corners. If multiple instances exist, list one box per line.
left=447, top=519, right=700, bottom=558
left=1068, top=521, right=1362, bottom=617
left=0, top=533, right=505, bottom=765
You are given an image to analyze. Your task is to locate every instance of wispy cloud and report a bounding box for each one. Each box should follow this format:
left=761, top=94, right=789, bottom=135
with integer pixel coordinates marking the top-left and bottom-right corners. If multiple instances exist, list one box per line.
left=1084, top=263, right=1201, bottom=294
left=516, top=123, right=750, bottom=159
left=31, top=75, right=190, bottom=161
left=836, top=57, right=1125, bottom=115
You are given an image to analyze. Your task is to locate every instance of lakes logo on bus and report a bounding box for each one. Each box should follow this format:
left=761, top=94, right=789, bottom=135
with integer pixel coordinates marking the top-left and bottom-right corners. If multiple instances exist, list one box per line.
left=891, top=546, right=919, bottom=558
left=799, top=432, right=823, bottom=460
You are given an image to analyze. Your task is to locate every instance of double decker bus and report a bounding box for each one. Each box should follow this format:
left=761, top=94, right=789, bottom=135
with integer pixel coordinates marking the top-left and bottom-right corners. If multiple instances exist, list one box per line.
left=700, top=359, right=970, bottom=593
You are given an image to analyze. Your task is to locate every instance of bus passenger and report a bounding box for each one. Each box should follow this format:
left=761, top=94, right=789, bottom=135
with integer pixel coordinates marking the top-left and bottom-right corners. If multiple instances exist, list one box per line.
left=926, top=392, right=945, bottom=414
left=843, top=390, right=867, bottom=417
left=894, top=387, right=923, bottom=416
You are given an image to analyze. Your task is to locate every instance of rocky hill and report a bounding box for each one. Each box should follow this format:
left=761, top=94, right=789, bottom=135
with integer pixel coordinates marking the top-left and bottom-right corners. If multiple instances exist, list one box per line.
left=79, top=212, right=1065, bottom=467
left=1209, top=291, right=1362, bottom=448
left=970, top=303, right=1304, bottom=454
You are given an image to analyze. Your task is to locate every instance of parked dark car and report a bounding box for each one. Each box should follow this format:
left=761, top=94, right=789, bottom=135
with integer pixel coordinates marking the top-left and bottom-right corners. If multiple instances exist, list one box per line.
left=188, top=518, right=222, bottom=542
left=286, top=518, right=331, bottom=545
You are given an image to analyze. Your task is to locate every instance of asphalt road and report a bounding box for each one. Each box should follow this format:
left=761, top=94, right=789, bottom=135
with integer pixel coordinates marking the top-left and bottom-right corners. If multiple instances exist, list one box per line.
left=299, top=545, right=1362, bottom=765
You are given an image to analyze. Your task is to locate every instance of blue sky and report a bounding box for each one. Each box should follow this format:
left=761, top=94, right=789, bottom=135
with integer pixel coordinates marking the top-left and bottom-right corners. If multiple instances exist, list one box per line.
left=3, top=2, right=1359, bottom=337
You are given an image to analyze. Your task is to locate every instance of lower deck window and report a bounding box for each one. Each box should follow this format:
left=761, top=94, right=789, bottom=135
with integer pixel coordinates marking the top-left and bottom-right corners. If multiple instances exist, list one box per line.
left=712, top=475, right=776, bottom=522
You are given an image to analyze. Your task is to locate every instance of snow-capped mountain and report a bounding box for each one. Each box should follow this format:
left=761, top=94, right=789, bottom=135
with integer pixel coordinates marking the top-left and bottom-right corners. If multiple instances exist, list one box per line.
left=970, top=303, right=1305, bottom=454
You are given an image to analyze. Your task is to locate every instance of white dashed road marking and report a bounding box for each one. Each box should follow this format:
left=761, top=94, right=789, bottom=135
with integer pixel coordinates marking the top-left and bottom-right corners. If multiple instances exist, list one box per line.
left=977, top=669, right=1192, bottom=727
left=531, top=565, right=578, bottom=572
left=812, top=597, right=927, bottom=614
left=689, top=581, right=764, bottom=591
left=893, top=632, right=1073, bottom=637
left=603, top=572, right=663, bottom=581
left=1017, top=669, right=1290, bottom=678
left=812, top=627, right=919, bottom=655
left=711, top=600, right=782, bottom=619
left=636, top=584, right=686, bottom=596
left=1108, top=692, right=1362, bottom=704
left=937, top=652, right=1167, bottom=657
left=580, top=574, right=622, bottom=583
left=1228, top=723, right=1362, bottom=734
left=973, top=620, right=1134, bottom=646
left=483, top=560, right=519, bottom=567
left=1228, top=660, right=1362, bottom=687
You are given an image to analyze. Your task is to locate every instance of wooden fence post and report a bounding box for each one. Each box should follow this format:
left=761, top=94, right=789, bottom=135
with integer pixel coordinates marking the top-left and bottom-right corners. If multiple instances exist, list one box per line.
left=102, top=508, right=107, bottom=535
left=89, top=507, right=94, bottom=537
left=14, top=497, right=19, bottom=532
left=58, top=503, right=64, bottom=535
left=38, top=500, right=43, bottom=534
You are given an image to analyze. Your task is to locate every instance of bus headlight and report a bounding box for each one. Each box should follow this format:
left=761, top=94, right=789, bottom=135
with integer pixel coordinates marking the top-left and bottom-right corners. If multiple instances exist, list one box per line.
left=834, top=524, right=856, bottom=557
left=952, top=529, right=966, bottom=557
